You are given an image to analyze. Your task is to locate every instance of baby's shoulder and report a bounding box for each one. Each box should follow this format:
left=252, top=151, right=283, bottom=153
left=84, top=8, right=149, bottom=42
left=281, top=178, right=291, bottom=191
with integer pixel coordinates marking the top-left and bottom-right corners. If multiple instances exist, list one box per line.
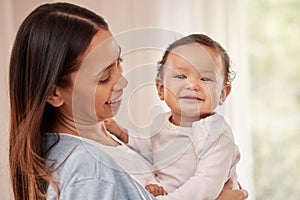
left=192, top=113, right=233, bottom=139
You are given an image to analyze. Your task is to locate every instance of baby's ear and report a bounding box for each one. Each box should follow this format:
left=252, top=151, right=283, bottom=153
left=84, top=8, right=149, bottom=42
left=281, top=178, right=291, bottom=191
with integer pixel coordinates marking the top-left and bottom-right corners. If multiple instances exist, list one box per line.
left=155, top=77, right=165, bottom=100
left=46, top=86, right=64, bottom=107
left=219, top=84, right=231, bottom=105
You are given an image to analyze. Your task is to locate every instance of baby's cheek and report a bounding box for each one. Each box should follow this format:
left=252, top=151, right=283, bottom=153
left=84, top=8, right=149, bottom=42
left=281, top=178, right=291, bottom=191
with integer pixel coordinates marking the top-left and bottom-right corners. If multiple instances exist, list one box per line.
left=164, top=89, right=177, bottom=99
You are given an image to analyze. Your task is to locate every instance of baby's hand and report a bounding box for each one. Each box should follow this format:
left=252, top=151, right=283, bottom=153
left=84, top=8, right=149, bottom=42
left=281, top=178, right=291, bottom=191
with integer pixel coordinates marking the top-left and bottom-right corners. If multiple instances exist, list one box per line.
left=104, top=118, right=129, bottom=143
left=145, top=184, right=164, bottom=197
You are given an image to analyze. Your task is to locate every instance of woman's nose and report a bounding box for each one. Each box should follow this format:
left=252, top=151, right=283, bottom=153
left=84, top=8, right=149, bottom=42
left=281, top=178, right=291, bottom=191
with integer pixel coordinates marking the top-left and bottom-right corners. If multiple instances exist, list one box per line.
left=113, top=75, right=128, bottom=90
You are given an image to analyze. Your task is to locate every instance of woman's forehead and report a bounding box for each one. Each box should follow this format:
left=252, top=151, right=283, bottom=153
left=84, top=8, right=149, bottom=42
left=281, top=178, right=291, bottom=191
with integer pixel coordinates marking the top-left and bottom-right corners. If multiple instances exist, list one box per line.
left=79, top=31, right=120, bottom=76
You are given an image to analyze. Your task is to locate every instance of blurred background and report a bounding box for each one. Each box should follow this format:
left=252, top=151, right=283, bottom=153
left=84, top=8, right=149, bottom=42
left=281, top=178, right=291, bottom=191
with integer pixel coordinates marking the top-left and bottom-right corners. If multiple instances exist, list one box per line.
left=1, top=0, right=299, bottom=199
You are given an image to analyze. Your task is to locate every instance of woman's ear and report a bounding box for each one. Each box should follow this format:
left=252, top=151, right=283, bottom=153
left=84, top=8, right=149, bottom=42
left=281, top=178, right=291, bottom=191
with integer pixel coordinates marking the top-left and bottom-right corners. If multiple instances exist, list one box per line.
left=219, top=84, right=231, bottom=105
left=155, top=77, right=165, bottom=100
left=46, top=86, right=64, bottom=107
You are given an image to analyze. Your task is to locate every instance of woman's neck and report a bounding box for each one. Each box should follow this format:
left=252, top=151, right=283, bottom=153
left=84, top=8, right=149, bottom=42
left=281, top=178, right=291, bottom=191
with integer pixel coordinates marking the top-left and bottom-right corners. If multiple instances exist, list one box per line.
left=53, top=117, right=120, bottom=146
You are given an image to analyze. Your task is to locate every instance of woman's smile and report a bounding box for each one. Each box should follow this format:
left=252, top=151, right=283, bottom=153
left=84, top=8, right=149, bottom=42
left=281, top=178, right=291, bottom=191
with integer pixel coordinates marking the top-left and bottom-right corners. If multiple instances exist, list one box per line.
left=106, top=96, right=122, bottom=108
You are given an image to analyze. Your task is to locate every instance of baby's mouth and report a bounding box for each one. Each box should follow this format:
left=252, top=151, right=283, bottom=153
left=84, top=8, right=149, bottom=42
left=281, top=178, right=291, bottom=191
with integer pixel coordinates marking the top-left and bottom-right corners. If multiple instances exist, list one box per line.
left=180, top=96, right=204, bottom=101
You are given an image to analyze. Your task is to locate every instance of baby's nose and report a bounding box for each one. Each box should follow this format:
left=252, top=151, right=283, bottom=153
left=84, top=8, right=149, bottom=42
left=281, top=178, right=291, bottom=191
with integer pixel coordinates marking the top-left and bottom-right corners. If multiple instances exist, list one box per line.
left=186, top=79, right=201, bottom=91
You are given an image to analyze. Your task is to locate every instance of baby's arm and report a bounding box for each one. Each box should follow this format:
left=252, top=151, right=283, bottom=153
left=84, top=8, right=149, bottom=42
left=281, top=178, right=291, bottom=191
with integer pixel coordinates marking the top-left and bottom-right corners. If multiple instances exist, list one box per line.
left=159, top=138, right=236, bottom=199
left=145, top=184, right=165, bottom=197
left=104, top=118, right=128, bottom=143
left=104, top=118, right=154, bottom=163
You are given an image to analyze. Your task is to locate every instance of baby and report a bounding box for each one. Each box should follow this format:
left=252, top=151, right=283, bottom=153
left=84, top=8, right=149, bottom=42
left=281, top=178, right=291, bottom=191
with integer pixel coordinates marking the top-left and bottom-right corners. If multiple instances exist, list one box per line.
left=105, top=34, right=240, bottom=199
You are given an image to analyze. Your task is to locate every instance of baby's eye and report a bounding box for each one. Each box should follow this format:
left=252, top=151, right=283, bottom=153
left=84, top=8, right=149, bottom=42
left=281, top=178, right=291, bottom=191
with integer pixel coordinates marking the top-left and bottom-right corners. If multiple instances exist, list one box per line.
left=174, top=74, right=187, bottom=79
left=200, top=77, right=213, bottom=82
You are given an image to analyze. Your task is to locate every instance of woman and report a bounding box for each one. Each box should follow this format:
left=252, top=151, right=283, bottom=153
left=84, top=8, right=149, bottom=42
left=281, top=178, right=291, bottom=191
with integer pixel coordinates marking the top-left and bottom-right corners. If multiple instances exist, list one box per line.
left=9, top=2, right=248, bottom=200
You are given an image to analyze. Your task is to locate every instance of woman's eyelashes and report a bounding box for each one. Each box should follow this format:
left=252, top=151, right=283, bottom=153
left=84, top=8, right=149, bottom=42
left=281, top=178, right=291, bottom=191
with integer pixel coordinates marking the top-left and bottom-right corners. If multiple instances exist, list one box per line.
left=98, top=57, right=124, bottom=84
left=98, top=73, right=110, bottom=84
left=118, top=57, right=123, bottom=65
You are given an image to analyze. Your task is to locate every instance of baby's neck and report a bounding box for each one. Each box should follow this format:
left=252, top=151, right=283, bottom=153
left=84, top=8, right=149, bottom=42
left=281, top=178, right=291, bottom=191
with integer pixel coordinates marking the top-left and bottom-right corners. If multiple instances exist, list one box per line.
left=169, top=115, right=196, bottom=127
left=170, top=112, right=214, bottom=127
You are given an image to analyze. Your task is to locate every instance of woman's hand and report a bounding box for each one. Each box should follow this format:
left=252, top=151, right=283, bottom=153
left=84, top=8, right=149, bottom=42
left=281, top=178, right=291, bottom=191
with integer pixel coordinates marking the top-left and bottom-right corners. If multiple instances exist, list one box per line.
left=216, top=179, right=248, bottom=200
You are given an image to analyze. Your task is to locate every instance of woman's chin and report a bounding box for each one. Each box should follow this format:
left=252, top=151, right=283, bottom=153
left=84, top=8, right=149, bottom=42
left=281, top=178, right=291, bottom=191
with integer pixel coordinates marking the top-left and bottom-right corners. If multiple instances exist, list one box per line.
left=97, top=109, right=120, bottom=121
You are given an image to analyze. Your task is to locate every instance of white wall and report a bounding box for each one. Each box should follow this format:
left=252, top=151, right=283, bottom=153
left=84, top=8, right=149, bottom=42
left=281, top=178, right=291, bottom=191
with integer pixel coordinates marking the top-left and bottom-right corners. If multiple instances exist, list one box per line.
left=0, top=0, right=14, bottom=199
left=0, top=0, right=254, bottom=199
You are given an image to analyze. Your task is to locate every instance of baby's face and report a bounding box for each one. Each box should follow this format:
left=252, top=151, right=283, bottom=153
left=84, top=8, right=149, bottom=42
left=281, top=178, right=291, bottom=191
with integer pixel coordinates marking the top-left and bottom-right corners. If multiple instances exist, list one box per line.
left=157, top=43, right=230, bottom=122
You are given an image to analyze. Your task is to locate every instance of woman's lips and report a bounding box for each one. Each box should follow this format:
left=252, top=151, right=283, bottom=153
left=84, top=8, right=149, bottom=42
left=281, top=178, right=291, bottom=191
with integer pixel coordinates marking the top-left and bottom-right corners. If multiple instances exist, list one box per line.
left=106, top=97, right=122, bottom=108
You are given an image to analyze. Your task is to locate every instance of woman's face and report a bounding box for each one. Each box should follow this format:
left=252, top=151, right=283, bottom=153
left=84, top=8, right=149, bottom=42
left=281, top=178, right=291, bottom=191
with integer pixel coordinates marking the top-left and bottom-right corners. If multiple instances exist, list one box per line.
left=59, top=30, right=128, bottom=126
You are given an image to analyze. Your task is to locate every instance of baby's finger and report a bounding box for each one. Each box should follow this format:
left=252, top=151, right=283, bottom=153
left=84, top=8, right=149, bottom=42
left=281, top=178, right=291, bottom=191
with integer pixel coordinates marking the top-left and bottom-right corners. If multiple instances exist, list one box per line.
left=157, top=186, right=164, bottom=195
left=145, top=185, right=155, bottom=194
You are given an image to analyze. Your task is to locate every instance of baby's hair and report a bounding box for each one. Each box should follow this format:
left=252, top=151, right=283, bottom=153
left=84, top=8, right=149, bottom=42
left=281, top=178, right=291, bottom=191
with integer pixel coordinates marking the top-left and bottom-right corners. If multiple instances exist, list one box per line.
left=157, top=34, right=236, bottom=84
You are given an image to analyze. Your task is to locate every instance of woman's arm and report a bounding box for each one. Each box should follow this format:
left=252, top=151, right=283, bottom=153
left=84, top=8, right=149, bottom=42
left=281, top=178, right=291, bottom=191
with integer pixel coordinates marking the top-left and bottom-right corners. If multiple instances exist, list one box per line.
left=216, top=189, right=248, bottom=200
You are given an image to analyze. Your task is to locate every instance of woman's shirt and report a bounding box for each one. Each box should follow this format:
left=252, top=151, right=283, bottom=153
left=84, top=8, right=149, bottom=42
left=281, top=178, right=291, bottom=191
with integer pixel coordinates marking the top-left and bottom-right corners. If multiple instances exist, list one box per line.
left=44, top=133, right=156, bottom=200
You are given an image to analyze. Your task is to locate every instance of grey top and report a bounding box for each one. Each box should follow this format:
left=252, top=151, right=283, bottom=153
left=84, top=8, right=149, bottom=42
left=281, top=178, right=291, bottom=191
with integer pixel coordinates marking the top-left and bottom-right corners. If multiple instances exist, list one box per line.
left=44, top=133, right=156, bottom=200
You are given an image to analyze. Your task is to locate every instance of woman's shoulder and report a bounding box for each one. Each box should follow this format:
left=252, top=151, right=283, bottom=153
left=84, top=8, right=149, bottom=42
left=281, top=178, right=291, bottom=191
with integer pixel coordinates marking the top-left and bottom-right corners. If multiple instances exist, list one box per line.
left=44, top=133, right=125, bottom=182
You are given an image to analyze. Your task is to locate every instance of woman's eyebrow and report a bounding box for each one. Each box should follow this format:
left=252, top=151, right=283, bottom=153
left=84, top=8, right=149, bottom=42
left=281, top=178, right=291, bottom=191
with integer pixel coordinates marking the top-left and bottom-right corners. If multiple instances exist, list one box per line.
left=106, top=60, right=117, bottom=70
left=106, top=46, right=121, bottom=69
left=97, top=46, right=122, bottom=75
left=118, top=46, right=121, bottom=57
left=97, top=60, right=115, bottom=77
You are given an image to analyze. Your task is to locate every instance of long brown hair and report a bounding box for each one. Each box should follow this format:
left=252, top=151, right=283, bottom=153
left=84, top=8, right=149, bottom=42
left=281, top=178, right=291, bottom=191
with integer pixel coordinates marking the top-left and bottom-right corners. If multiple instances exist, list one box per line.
left=9, top=3, right=108, bottom=200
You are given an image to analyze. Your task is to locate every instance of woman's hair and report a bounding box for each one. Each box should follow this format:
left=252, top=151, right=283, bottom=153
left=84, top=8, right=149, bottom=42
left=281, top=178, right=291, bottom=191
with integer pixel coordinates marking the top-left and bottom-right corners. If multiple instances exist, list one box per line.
left=9, top=3, right=108, bottom=200
left=157, top=34, right=235, bottom=84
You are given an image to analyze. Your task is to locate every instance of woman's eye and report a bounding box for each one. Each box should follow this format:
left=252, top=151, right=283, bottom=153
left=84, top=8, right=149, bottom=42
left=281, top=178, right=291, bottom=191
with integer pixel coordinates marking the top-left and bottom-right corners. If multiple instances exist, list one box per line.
left=117, top=57, right=123, bottom=65
left=200, top=77, right=213, bottom=82
left=98, top=75, right=110, bottom=84
left=174, top=74, right=187, bottom=79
